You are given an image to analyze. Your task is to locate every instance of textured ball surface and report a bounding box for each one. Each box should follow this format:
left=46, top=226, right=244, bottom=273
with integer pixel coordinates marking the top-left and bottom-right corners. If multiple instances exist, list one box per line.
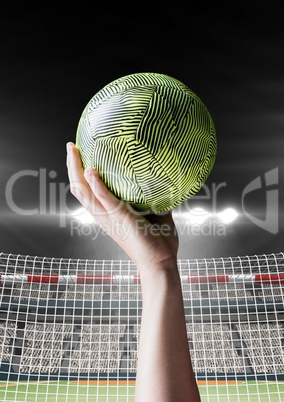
left=76, top=72, right=217, bottom=213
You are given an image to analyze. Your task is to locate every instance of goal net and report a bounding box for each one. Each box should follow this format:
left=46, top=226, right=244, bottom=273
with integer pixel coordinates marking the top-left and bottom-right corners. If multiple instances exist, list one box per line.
left=0, top=251, right=283, bottom=401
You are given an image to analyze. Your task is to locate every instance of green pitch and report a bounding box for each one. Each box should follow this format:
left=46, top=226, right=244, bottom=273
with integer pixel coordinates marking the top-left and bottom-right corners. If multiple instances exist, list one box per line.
left=0, top=381, right=135, bottom=402
left=0, top=381, right=283, bottom=401
left=199, top=381, right=284, bottom=402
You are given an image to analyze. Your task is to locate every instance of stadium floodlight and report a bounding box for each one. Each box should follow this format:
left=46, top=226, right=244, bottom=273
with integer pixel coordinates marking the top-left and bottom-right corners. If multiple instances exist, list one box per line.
left=217, top=207, right=238, bottom=224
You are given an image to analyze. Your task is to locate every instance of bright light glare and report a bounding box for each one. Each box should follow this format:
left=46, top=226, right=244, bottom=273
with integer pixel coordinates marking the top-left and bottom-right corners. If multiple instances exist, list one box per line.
left=71, top=207, right=95, bottom=224
left=187, top=208, right=211, bottom=224
left=174, top=207, right=239, bottom=225
left=217, top=208, right=238, bottom=223
left=71, top=206, right=238, bottom=226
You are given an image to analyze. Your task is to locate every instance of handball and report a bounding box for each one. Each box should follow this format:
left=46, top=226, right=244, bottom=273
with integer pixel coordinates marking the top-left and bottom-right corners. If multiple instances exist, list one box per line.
left=76, top=72, right=217, bottom=213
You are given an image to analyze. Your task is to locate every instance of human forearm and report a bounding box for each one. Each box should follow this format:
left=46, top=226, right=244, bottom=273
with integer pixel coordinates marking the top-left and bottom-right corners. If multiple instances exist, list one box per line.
left=135, top=264, right=200, bottom=402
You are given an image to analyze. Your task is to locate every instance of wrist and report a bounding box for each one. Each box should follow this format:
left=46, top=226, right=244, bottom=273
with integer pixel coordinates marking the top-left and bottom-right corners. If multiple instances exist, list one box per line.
left=136, top=256, right=178, bottom=276
left=137, top=258, right=181, bottom=289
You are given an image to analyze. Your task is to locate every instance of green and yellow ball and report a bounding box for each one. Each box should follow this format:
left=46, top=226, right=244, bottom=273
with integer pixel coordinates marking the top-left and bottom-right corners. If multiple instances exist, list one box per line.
left=76, top=72, right=217, bottom=214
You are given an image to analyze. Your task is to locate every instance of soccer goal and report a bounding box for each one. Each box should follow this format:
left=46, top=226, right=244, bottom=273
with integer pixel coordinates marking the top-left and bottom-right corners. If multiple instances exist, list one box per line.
left=0, top=251, right=283, bottom=401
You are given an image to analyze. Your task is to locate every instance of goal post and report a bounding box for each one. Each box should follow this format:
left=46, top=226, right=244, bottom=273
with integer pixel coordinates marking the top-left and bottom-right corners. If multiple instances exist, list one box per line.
left=0, top=251, right=283, bottom=401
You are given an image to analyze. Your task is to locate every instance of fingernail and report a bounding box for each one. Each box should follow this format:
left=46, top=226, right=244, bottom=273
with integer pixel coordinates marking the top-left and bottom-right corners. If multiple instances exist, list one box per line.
left=66, top=142, right=74, bottom=152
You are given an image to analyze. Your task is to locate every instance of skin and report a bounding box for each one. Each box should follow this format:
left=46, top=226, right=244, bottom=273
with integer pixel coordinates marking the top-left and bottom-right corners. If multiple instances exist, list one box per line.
left=66, top=142, right=201, bottom=402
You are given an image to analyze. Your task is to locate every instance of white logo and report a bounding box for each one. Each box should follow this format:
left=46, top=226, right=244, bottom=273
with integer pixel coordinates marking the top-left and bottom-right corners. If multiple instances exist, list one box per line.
left=242, top=168, right=279, bottom=234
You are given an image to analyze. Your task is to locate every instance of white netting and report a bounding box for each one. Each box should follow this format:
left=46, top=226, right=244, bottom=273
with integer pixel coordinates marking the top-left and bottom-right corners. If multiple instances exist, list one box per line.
left=0, top=252, right=283, bottom=401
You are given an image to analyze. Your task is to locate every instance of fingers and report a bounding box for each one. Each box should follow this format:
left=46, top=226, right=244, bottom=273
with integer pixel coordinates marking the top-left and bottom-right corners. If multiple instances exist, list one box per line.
left=66, top=142, right=124, bottom=219
left=66, top=143, right=103, bottom=213
left=66, top=142, right=89, bottom=204
left=66, top=143, right=85, bottom=187
left=84, top=167, right=123, bottom=215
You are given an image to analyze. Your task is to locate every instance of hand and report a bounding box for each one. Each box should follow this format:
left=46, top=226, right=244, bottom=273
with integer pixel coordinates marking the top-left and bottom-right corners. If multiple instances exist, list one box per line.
left=66, top=142, right=179, bottom=275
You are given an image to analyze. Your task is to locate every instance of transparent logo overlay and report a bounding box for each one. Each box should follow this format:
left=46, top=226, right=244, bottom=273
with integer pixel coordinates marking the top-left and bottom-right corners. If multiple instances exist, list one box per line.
left=4, top=167, right=280, bottom=238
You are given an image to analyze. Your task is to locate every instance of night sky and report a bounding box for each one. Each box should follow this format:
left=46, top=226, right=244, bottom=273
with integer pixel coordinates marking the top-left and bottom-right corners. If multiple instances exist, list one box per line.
left=1, top=5, right=283, bottom=261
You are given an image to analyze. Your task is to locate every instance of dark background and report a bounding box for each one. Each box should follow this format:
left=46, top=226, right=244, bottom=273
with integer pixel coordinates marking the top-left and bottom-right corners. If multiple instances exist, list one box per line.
left=1, top=4, right=283, bottom=260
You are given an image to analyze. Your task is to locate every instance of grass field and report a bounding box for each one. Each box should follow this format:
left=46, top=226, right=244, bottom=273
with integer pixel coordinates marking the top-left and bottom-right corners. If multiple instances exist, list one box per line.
left=0, top=380, right=283, bottom=401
